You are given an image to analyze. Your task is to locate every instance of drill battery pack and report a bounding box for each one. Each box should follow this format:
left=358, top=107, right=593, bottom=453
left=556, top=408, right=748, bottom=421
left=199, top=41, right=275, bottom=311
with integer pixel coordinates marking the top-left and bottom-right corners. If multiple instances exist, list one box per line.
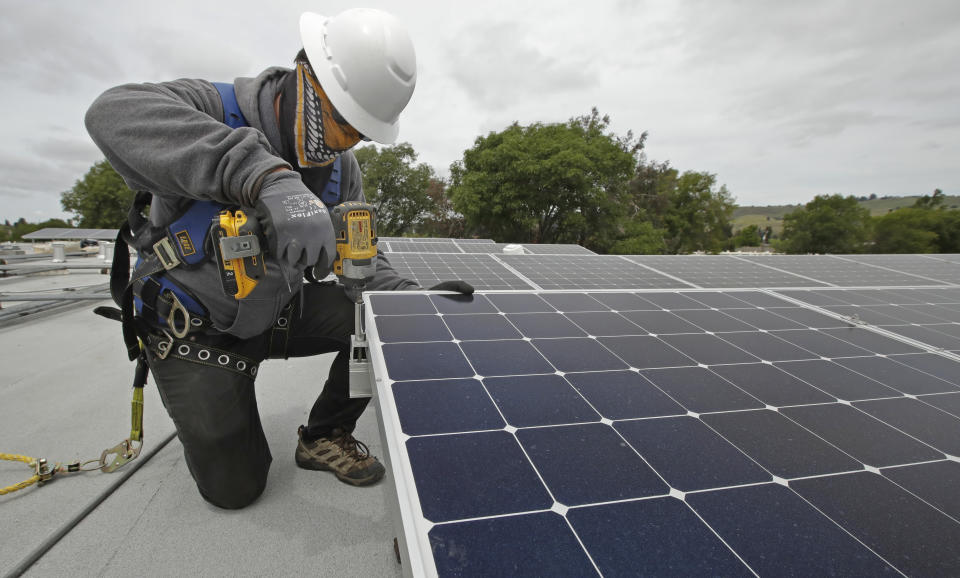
left=210, top=209, right=265, bottom=299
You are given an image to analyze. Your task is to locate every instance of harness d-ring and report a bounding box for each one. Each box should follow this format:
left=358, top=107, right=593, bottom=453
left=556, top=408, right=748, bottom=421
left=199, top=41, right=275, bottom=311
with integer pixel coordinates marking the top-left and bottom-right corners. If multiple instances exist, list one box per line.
left=166, top=292, right=191, bottom=338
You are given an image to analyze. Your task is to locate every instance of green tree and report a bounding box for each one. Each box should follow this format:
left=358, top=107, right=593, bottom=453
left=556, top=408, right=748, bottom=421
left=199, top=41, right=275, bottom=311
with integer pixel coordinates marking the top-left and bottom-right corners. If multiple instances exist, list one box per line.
left=730, top=224, right=762, bottom=249
left=417, top=179, right=465, bottom=238
left=61, top=159, right=135, bottom=228
left=448, top=108, right=641, bottom=249
left=780, top=194, right=872, bottom=254
left=354, top=143, right=434, bottom=237
left=628, top=160, right=735, bottom=254
left=872, top=209, right=939, bottom=253
left=872, top=189, right=960, bottom=253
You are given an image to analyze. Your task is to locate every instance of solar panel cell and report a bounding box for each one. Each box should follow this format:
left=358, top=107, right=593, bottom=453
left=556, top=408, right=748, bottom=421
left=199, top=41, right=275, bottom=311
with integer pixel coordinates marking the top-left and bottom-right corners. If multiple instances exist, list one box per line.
left=484, top=374, right=601, bottom=427
left=791, top=472, right=960, bottom=576
left=686, top=484, right=898, bottom=576
left=517, top=423, right=668, bottom=504
left=567, top=498, right=752, bottom=577
left=615, top=416, right=771, bottom=491
left=702, top=409, right=862, bottom=478
left=406, top=430, right=553, bottom=522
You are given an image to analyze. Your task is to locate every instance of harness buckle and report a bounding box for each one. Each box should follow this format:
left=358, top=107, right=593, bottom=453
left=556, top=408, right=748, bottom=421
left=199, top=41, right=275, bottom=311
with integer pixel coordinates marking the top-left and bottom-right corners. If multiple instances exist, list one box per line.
left=153, top=237, right=181, bottom=270
left=166, top=292, right=191, bottom=339
left=155, top=330, right=174, bottom=360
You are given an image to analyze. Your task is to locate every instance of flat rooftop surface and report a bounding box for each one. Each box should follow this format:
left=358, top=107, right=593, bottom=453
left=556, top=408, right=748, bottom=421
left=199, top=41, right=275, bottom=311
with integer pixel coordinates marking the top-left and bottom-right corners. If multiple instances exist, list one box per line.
left=0, top=256, right=402, bottom=577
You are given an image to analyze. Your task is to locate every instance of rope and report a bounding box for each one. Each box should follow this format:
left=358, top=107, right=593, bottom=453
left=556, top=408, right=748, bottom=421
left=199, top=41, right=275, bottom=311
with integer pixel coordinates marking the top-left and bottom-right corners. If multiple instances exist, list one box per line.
left=0, top=453, right=41, bottom=495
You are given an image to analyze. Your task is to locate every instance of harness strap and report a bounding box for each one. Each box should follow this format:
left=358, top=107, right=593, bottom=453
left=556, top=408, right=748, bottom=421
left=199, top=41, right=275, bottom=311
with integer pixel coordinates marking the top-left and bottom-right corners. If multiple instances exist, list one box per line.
left=145, top=332, right=260, bottom=379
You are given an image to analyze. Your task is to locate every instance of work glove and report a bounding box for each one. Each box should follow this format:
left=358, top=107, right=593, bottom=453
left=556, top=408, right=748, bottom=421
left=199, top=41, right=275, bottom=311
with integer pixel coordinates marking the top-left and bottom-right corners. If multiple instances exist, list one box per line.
left=255, top=170, right=336, bottom=280
left=429, top=280, right=475, bottom=295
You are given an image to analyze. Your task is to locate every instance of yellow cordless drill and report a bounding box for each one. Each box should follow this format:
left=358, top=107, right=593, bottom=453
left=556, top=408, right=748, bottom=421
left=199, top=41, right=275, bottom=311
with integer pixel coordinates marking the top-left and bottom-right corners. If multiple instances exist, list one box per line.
left=325, top=202, right=378, bottom=397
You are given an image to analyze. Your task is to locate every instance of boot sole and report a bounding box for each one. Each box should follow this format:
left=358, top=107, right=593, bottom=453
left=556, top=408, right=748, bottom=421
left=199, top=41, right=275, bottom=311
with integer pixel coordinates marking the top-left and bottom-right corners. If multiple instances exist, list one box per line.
left=296, top=456, right=384, bottom=487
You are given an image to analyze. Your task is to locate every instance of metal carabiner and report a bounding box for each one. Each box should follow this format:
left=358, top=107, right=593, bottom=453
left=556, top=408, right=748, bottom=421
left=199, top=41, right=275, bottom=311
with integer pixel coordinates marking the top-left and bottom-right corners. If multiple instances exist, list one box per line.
left=166, top=292, right=191, bottom=339
left=99, top=439, right=142, bottom=473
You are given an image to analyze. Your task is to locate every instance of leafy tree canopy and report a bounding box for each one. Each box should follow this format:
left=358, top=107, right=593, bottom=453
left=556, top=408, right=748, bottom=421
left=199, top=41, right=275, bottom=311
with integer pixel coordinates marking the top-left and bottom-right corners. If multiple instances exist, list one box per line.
left=780, top=194, right=872, bottom=254
left=61, top=159, right=135, bottom=228
left=355, top=143, right=435, bottom=237
left=628, top=159, right=735, bottom=254
left=448, top=108, right=642, bottom=249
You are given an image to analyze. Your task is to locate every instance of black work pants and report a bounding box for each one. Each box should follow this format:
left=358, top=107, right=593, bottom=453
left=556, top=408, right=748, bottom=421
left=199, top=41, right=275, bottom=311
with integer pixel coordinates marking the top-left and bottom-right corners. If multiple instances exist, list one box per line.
left=144, top=283, right=369, bottom=509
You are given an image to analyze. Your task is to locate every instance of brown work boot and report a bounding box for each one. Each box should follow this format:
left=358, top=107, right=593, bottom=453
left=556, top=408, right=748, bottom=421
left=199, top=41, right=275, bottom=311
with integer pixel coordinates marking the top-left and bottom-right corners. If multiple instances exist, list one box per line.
left=295, top=426, right=386, bottom=486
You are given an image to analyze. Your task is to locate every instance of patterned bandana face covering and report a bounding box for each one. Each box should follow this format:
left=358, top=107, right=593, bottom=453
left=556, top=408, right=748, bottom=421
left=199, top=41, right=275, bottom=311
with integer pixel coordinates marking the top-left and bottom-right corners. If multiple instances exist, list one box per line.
left=294, top=60, right=363, bottom=168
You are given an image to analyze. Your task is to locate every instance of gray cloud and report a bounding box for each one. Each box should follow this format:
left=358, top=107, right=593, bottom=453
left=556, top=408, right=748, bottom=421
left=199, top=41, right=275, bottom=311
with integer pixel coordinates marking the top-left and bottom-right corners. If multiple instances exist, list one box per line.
left=445, top=20, right=598, bottom=109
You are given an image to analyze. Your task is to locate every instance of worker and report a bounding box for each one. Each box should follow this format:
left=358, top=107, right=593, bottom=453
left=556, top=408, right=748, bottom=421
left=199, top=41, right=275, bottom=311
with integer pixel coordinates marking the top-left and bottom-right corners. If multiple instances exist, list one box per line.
left=85, top=8, right=471, bottom=509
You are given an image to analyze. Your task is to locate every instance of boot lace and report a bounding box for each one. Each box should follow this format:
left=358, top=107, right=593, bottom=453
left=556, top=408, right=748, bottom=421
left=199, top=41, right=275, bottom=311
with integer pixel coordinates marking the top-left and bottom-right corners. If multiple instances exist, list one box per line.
left=333, top=430, right=370, bottom=460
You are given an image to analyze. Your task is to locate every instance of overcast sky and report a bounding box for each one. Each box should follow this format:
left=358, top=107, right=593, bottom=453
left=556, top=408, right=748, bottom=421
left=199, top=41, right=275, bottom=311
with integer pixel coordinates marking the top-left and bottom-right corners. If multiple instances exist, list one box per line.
left=1, top=0, right=957, bottom=223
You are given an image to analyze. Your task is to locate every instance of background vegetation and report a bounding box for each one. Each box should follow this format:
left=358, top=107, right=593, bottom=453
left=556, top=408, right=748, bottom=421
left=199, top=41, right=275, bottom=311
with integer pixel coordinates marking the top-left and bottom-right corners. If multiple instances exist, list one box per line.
left=3, top=108, right=956, bottom=256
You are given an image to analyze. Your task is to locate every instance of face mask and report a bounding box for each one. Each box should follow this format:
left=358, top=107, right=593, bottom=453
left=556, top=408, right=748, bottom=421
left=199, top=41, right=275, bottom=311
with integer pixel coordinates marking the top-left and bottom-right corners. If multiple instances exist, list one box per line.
left=291, top=60, right=363, bottom=167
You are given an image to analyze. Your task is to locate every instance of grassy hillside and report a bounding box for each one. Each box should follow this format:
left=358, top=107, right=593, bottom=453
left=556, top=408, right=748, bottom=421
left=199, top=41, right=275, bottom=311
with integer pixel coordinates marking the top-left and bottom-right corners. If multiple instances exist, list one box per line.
left=732, top=195, right=960, bottom=236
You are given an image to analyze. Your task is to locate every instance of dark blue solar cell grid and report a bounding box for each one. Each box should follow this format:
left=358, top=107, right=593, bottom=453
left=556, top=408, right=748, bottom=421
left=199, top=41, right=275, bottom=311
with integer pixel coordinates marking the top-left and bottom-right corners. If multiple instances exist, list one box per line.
left=616, top=416, right=771, bottom=491
left=484, top=374, right=600, bottom=427
left=406, top=431, right=553, bottom=522
left=835, top=356, right=960, bottom=395
left=716, top=331, right=821, bottom=362
left=686, top=484, right=897, bottom=576
left=380, top=341, right=474, bottom=381
left=854, top=397, right=960, bottom=455
left=375, top=314, right=450, bottom=342
left=565, top=370, right=686, bottom=419
left=505, top=312, right=587, bottom=338
left=516, top=423, right=668, bottom=505
left=598, top=335, right=695, bottom=368
left=770, top=329, right=874, bottom=357
left=367, top=288, right=960, bottom=576
left=658, top=333, right=760, bottom=365
left=429, top=293, right=496, bottom=314
left=774, top=359, right=902, bottom=400
left=392, top=379, right=504, bottom=436
left=442, top=314, right=522, bottom=340
left=702, top=409, right=862, bottom=478
left=920, top=392, right=960, bottom=418
left=532, top=337, right=630, bottom=372
left=791, top=472, right=960, bottom=576
left=460, top=339, right=554, bottom=376
left=781, top=403, right=944, bottom=467
left=564, top=311, right=645, bottom=336
left=641, top=366, right=765, bottom=413
left=429, top=512, right=596, bottom=577
left=567, top=498, right=752, bottom=577
left=882, top=460, right=960, bottom=520
left=711, top=363, right=836, bottom=406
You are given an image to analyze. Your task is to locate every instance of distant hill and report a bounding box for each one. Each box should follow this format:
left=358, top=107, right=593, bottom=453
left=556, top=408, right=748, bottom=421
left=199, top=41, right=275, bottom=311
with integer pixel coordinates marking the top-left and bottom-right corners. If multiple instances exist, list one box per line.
left=732, top=195, right=960, bottom=235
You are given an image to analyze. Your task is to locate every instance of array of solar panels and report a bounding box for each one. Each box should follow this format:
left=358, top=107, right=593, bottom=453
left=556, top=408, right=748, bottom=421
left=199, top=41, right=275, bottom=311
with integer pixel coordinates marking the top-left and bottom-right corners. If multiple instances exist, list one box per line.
left=368, top=249, right=960, bottom=577
left=21, top=228, right=119, bottom=240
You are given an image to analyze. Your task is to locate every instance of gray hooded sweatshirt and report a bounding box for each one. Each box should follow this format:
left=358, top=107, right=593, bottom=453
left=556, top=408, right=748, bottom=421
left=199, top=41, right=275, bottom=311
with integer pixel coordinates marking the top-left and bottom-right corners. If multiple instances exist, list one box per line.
left=85, top=67, right=418, bottom=338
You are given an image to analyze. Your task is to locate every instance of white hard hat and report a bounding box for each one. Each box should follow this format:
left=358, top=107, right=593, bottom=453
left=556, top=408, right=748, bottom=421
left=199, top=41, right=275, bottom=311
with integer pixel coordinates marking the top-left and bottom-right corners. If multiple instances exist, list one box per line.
left=300, top=9, right=417, bottom=144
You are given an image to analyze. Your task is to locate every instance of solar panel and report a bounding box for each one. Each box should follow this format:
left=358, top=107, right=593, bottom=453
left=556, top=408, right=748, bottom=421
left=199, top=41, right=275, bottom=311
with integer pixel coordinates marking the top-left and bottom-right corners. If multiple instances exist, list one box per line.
left=522, top=244, right=597, bottom=255
left=733, top=254, right=948, bottom=286
left=835, top=254, right=960, bottom=285
left=625, top=255, right=828, bottom=288
left=499, top=255, right=694, bottom=289
left=366, top=289, right=960, bottom=576
left=384, top=240, right=462, bottom=253
left=779, top=288, right=960, bottom=354
left=455, top=243, right=526, bottom=254
left=380, top=253, right=535, bottom=290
